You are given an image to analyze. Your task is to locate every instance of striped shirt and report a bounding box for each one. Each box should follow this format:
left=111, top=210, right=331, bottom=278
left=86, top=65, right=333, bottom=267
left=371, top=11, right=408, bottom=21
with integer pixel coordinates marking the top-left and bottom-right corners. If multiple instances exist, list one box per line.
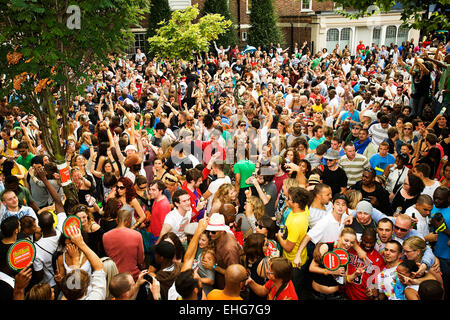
left=338, top=154, right=370, bottom=186
left=368, top=123, right=390, bottom=148
left=308, top=202, right=333, bottom=229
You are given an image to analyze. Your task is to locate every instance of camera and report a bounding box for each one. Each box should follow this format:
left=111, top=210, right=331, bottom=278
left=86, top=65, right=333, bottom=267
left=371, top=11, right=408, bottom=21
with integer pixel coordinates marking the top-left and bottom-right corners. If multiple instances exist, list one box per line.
left=143, top=274, right=153, bottom=284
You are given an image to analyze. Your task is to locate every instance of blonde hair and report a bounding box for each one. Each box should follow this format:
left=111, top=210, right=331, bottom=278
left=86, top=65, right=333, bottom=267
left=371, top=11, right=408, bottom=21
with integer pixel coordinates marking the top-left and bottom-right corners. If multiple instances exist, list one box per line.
left=400, top=122, right=414, bottom=140
left=403, top=236, right=426, bottom=260
left=346, top=189, right=362, bottom=210
left=213, top=183, right=235, bottom=205
left=26, top=283, right=53, bottom=300
left=101, top=257, right=119, bottom=300
left=247, top=196, right=265, bottom=221
left=283, top=178, right=300, bottom=191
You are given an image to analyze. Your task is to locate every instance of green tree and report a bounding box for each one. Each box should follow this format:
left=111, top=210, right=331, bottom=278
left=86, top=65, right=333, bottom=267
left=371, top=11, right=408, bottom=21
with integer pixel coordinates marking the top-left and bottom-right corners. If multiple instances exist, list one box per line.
left=330, top=0, right=449, bottom=35
left=146, top=0, right=172, bottom=53
left=148, top=5, right=231, bottom=101
left=0, top=0, right=149, bottom=201
left=247, top=0, right=282, bottom=47
left=148, top=5, right=232, bottom=62
left=201, top=0, right=237, bottom=48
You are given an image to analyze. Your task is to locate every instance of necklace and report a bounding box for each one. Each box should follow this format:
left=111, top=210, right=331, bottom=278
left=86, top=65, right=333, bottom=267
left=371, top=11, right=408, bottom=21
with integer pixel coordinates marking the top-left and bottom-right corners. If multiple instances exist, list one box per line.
left=380, top=263, right=404, bottom=299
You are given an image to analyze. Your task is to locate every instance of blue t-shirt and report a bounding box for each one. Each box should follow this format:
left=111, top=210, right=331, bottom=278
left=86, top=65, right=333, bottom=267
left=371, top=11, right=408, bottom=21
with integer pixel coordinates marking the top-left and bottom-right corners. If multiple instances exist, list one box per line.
left=369, top=153, right=395, bottom=175
left=308, top=136, right=325, bottom=151
left=341, top=110, right=360, bottom=128
left=430, top=206, right=450, bottom=260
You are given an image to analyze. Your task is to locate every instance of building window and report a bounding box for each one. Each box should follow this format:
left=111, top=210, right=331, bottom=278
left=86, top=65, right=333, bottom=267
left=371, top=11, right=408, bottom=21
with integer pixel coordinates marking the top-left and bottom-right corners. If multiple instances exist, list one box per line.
left=397, top=26, right=409, bottom=44
left=326, top=28, right=340, bottom=52
left=241, top=31, right=248, bottom=42
left=340, top=27, right=351, bottom=50
left=385, top=25, right=397, bottom=46
left=127, top=32, right=148, bottom=58
left=301, top=0, right=312, bottom=11
left=246, top=0, right=251, bottom=14
left=134, top=33, right=147, bottom=54
left=372, top=27, right=381, bottom=46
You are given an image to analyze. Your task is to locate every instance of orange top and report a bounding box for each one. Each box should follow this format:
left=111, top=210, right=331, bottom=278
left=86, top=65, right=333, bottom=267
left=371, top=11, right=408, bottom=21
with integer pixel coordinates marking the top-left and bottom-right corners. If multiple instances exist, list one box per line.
left=206, top=289, right=243, bottom=300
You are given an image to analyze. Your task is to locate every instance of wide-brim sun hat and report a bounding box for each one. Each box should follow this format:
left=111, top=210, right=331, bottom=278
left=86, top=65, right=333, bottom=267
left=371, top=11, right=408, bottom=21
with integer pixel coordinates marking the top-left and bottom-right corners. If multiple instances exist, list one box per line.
left=206, top=213, right=228, bottom=232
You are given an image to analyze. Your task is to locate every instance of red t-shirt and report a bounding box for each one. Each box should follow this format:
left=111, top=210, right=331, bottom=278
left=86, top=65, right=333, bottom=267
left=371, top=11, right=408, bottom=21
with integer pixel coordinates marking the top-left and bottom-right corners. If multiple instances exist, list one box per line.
left=273, top=173, right=289, bottom=196
left=150, top=197, right=171, bottom=237
left=182, top=181, right=204, bottom=222
left=310, top=93, right=325, bottom=104
left=344, top=247, right=385, bottom=300
left=103, top=228, right=145, bottom=281
left=264, top=280, right=298, bottom=300
left=356, top=44, right=365, bottom=54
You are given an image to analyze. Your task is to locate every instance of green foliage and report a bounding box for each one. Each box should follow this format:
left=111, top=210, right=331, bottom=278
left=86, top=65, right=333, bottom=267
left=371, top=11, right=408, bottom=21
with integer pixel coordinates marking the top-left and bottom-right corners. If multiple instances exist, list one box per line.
left=329, top=0, right=449, bottom=35
left=146, top=0, right=172, bottom=53
left=247, top=0, right=282, bottom=47
left=148, top=5, right=232, bottom=61
left=0, top=0, right=150, bottom=160
left=201, top=0, right=237, bottom=48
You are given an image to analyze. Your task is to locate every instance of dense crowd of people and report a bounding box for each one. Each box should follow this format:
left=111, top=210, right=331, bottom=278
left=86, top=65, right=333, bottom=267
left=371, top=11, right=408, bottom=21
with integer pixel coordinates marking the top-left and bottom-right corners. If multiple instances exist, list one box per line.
left=0, top=34, right=449, bottom=301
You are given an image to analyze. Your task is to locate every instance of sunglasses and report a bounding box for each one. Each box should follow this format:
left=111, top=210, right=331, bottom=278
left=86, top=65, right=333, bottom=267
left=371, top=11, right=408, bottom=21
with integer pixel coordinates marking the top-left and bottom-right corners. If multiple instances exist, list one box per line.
left=207, top=230, right=217, bottom=235
left=255, top=223, right=265, bottom=229
left=138, top=184, right=147, bottom=189
left=116, top=185, right=126, bottom=190
left=394, top=225, right=409, bottom=232
left=307, top=124, right=314, bottom=127
left=74, top=205, right=88, bottom=213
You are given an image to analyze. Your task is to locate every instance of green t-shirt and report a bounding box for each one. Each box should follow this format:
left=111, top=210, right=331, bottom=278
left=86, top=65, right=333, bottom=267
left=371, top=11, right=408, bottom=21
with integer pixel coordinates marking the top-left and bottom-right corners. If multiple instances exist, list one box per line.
left=233, top=160, right=256, bottom=188
left=311, top=58, right=322, bottom=69
left=16, top=152, right=34, bottom=170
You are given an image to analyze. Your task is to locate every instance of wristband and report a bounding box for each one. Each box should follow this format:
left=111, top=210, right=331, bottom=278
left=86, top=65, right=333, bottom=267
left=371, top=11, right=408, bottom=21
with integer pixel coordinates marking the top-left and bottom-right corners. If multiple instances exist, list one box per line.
left=213, top=264, right=217, bottom=270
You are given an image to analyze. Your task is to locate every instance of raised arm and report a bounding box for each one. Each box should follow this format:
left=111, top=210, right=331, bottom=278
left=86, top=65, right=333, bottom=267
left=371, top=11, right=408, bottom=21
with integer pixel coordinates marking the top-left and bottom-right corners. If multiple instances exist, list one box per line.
left=34, top=166, right=64, bottom=214
left=181, top=218, right=209, bottom=272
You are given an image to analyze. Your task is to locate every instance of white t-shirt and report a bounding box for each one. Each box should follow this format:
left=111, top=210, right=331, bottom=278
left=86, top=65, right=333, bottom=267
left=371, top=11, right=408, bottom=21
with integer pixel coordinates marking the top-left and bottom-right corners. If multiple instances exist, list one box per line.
left=377, top=265, right=404, bottom=300
left=206, top=176, right=231, bottom=213
left=386, top=166, right=409, bottom=194
left=404, top=205, right=430, bottom=238
left=307, top=211, right=350, bottom=244
left=163, top=208, right=193, bottom=242
left=33, top=211, right=67, bottom=287
left=422, top=181, right=440, bottom=198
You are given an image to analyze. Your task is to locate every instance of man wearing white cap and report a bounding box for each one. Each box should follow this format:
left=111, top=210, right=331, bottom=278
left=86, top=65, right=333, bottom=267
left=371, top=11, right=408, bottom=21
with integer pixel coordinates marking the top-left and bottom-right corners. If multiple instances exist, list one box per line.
left=121, top=144, right=146, bottom=182
left=206, top=213, right=241, bottom=290
left=348, top=200, right=377, bottom=241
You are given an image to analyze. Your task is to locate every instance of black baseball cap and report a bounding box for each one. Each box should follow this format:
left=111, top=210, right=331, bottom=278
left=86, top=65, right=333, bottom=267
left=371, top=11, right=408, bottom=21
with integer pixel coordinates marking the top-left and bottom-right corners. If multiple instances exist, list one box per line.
left=333, top=193, right=349, bottom=204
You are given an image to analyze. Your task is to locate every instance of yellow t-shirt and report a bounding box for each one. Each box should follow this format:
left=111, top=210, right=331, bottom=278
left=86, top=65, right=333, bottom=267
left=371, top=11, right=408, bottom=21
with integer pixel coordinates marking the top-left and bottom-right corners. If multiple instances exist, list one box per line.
left=283, top=207, right=309, bottom=267
left=206, top=289, right=243, bottom=300
left=312, top=104, right=323, bottom=112
left=0, top=138, right=19, bottom=157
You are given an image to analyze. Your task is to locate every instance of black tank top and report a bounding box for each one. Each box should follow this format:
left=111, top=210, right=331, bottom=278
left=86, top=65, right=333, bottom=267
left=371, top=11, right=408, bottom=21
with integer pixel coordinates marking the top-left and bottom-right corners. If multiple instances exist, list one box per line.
left=312, top=242, right=346, bottom=287
left=247, top=257, right=267, bottom=301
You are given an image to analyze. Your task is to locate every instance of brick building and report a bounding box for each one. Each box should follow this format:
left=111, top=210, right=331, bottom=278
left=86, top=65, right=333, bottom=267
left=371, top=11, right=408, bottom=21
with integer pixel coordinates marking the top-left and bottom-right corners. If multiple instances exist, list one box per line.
left=129, top=0, right=420, bottom=56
